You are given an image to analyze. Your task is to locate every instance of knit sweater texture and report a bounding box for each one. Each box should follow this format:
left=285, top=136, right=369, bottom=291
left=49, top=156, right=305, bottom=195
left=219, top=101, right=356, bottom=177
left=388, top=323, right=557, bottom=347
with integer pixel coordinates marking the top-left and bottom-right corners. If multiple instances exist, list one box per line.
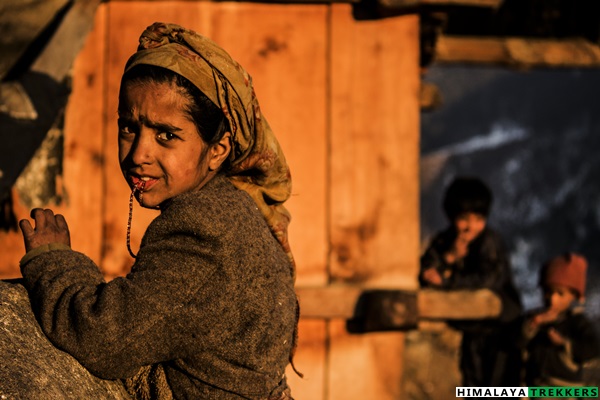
left=20, top=174, right=297, bottom=399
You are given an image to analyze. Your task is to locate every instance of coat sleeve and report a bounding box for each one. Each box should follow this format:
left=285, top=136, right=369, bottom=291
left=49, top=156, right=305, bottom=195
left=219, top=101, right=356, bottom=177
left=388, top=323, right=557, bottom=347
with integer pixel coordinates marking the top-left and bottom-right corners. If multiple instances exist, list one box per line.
left=419, top=231, right=454, bottom=287
left=20, top=211, right=221, bottom=380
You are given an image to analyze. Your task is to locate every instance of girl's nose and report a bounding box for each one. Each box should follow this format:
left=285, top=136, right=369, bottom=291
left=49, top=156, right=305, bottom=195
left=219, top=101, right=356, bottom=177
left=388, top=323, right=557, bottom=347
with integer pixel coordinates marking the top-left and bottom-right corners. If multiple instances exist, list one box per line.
left=130, top=131, right=153, bottom=165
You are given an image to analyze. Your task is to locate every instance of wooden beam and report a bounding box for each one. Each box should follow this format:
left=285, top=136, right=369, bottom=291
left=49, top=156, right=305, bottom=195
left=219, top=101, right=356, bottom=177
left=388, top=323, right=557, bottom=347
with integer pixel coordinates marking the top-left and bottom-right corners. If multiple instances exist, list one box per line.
left=420, top=0, right=501, bottom=5
left=379, top=0, right=502, bottom=9
left=435, top=35, right=600, bottom=68
left=106, top=0, right=499, bottom=5
left=297, top=286, right=502, bottom=322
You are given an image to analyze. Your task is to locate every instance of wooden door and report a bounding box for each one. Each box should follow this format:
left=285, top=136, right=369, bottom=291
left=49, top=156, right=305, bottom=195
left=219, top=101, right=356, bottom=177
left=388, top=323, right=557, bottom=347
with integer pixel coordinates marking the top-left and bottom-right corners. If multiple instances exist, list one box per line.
left=1, top=2, right=420, bottom=398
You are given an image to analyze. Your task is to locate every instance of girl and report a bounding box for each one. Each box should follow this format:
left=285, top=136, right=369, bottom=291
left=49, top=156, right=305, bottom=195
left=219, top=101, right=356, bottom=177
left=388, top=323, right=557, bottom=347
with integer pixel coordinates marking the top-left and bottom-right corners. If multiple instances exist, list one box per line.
left=19, top=22, right=298, bottom=400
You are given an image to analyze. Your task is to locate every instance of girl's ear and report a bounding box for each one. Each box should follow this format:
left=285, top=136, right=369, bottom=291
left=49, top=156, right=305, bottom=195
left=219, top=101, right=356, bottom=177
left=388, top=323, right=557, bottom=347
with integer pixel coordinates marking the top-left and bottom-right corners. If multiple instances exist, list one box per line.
left=208, top=131, right=232, bottom=171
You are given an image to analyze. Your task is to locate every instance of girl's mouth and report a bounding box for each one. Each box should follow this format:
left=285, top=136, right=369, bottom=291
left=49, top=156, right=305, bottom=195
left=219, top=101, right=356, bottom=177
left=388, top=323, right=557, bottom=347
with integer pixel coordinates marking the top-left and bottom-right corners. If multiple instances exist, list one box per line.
left=131, top=175, right=158, bottom=191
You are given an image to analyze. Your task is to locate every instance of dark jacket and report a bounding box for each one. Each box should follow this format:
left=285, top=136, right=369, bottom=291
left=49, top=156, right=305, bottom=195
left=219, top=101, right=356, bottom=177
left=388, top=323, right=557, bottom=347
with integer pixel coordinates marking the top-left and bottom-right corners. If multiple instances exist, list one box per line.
left=420, top=227, right=523, bottom=388
left=20, top=175, right=297, bottom=399
left=524, top=308, right=599, bottom=386
left=420, top=226, right=522, bottom=324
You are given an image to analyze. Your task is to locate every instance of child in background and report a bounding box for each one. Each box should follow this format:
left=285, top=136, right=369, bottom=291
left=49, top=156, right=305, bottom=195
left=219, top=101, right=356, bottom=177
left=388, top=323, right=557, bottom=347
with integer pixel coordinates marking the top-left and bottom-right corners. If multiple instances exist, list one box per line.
left=523, top=253, right=599, bottom=388
left=420, top=177, right=523, bottom=389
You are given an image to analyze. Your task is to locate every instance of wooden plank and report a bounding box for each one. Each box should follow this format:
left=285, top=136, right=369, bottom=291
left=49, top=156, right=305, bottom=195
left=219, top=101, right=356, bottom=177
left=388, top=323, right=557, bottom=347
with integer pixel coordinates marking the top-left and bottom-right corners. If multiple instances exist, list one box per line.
left=298, top=286, right=362, bottom=319
left=107, top=0, right=497, bottom=4
left=379, top=0, right=502, bottom=9
left=297, top=287, right=501, bottom=321
left=329, top=5, right=420, bottom=293
left=107, top=0, right=358, bottom=2
left=436, top=35, right=600, bottom=68
left=287, top=320, right=327, bottom=400
left=328, top=4, right=420, bottom=399
left=419, top=0, right=501, bottom=5
left=328, top=319, right=406, bottom=399
left=58, top=4, right=107, bottom=266
left=417, top=288, right=502, bottom=319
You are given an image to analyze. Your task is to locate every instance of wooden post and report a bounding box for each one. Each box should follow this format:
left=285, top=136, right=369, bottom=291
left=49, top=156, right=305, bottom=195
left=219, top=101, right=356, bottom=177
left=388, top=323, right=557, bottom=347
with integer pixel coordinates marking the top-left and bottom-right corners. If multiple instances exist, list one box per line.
left=328, top=5, right=420, bottom=398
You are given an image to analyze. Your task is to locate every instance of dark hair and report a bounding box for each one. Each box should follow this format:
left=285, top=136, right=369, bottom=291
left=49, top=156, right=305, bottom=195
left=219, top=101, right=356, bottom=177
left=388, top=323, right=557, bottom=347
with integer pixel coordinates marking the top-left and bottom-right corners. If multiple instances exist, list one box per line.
left=442, top=177, right=493, bottom=220
left=119, top=64, right=230, bottom=146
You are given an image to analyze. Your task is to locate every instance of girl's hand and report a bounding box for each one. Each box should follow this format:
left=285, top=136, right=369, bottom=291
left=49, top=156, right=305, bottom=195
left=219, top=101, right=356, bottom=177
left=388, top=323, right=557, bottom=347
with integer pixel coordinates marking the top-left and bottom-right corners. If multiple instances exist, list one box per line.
left=547, top=328, right=567, bottom=346
left=422, top=268, right=443, bottom=286
left=19, top=208, right=71, bottom=253
left=443, top=236, right=469, bottom=264
left=531, top=309, right=560, bottom=328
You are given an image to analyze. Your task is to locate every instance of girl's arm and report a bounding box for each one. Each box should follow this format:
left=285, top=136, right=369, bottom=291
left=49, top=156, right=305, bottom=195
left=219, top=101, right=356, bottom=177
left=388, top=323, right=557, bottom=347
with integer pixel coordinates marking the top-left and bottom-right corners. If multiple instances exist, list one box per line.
left=19, top=209, right=220, bottom=380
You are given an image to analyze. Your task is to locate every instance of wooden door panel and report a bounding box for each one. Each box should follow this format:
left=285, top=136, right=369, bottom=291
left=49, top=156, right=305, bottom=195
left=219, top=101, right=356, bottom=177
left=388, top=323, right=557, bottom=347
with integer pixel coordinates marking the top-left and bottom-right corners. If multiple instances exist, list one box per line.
left=59, top=5, right=107, bottom=267
left=328, top=4, right=419, bottom=398
left=329, top=4, right=420, bottom=289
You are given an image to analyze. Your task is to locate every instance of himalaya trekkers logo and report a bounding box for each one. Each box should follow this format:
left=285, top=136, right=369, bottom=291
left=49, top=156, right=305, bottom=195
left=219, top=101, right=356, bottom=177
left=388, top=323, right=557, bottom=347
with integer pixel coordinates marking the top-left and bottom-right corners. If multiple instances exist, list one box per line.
left=455, top=386, right=599, bottom=398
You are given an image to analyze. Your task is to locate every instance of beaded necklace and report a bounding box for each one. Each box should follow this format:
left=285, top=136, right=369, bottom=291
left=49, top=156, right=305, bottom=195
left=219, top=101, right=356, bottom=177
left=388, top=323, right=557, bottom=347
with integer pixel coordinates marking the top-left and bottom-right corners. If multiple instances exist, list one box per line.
left=126, top=181, right=145, bottom=258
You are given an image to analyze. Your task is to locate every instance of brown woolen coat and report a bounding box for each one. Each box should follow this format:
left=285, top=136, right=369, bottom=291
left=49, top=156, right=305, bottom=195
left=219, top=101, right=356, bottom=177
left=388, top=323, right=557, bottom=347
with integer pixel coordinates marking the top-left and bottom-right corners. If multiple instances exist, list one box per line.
left=20, top=174, right=297, bottom=399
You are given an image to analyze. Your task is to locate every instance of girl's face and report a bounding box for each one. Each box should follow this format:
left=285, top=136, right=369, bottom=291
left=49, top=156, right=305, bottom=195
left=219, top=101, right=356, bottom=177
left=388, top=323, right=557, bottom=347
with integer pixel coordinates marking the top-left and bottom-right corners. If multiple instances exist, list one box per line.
left=453, top=212, right=487, bottom=243
left=544, top=284, right=578, bottom=314
left=118, top=81, right=218, bottom=209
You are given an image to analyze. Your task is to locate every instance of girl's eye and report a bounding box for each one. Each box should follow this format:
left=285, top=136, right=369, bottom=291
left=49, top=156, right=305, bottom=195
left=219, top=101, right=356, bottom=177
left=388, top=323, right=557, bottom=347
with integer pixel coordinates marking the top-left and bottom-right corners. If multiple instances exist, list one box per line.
left=157, top=131, right=177, bottom=141
left=118, top=126, right=136, bottom=139
left=118, top=119, right=136, bottom=136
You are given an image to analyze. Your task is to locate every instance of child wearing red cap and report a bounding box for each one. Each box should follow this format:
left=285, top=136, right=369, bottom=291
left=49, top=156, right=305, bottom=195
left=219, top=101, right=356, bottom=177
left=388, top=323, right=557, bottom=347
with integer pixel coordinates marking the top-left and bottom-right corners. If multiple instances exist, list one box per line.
left=523, top=252, right=599, bottom=388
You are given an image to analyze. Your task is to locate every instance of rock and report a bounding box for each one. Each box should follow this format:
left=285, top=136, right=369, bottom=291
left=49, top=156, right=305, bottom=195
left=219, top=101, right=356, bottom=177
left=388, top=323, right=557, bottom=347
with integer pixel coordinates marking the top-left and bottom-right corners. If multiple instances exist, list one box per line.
left=0, top=279, right=131, bottom=399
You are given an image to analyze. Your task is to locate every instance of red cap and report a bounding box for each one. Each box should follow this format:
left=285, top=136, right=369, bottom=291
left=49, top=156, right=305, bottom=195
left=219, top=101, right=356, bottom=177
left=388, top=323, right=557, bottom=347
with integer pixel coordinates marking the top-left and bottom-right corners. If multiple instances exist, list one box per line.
left=542, top=253, right=588, bottom=298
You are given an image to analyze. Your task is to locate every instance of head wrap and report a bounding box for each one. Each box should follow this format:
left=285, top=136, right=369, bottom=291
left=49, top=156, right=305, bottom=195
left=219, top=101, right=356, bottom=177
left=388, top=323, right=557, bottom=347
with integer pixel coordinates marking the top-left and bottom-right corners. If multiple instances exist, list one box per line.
left=541, top=252, right=587, bottom=298
left=124, top=22, right=294, bottom=268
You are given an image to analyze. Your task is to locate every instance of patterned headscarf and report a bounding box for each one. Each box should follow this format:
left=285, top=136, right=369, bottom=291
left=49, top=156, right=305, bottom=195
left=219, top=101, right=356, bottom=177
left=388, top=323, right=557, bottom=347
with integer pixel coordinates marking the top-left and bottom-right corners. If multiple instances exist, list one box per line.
left=124, top=22, right=295, bottom=269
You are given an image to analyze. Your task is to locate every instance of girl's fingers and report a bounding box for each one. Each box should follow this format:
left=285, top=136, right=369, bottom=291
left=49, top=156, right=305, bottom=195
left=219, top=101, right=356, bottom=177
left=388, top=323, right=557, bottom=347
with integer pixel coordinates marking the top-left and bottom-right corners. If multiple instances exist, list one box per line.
left=30, top=208, right=43, bottom=230
left=42, top=208, right=56, bottom=222
left=55, top=214, right=69, bottom=231
left=29, top=208, right=62, bottom=230
left=30, top=208, right=42, bottom=219
left=19, top=219, right=34, bottom=236
left=30, top=208, right=52, bottom=230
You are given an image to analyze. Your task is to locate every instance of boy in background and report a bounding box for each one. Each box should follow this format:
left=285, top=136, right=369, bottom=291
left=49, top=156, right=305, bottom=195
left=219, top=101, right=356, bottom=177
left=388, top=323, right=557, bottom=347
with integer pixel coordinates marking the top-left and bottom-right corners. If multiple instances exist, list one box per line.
left=523, top=253, right=599, bottom=388
left=420, top=177, right=522, bottom=389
